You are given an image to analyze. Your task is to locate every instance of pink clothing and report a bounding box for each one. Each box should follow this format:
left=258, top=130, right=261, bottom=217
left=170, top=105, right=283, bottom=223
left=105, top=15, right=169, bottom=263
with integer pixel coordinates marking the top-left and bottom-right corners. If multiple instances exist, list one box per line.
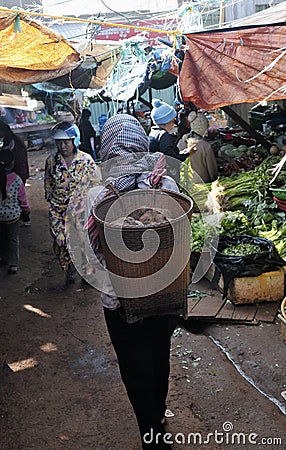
left=0, top=172, right=30, bottom=223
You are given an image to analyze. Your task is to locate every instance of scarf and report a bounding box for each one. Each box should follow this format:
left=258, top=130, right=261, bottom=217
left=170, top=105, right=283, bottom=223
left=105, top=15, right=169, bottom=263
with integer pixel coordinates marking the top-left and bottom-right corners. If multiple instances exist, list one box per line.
left=87, top=114, right=167, bottom=251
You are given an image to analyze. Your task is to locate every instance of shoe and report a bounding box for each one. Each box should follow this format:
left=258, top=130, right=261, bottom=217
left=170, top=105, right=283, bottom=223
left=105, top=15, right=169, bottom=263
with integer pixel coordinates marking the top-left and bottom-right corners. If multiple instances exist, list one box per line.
left=8, top=265, right=18, bottom=274
left=20, top=219, right=31, bottom=227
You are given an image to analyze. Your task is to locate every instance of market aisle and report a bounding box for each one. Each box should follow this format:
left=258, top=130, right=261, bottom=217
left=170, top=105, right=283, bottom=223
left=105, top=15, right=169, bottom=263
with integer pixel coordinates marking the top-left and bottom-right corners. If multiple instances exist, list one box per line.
left=0, top=149, right=285, bottom=450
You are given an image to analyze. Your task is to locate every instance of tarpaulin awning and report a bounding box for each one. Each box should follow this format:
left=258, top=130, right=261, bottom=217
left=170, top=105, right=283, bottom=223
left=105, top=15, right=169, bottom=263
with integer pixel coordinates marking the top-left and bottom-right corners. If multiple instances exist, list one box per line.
left=0, top=8, right=81, bottom=84
left=43, top=44, right=122, bottom=90
left=179, top=23, right=286, bottom=110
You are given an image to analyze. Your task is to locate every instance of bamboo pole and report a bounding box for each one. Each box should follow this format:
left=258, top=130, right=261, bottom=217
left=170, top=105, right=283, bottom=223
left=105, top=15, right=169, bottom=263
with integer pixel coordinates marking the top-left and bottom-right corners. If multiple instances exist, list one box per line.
left=219, top=0, right=225, bottom=28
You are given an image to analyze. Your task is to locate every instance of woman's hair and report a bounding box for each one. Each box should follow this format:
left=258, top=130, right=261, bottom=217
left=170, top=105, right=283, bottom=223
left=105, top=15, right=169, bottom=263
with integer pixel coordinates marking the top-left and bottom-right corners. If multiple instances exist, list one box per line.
left=0, top=147, right=14, bottom=200
left=0, top=119, right=26, bottom=150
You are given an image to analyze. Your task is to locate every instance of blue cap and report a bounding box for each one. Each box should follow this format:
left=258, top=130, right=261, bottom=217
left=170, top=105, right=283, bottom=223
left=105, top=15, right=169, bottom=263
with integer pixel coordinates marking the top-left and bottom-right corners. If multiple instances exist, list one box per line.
left=151, top=98, right=177, bottom=125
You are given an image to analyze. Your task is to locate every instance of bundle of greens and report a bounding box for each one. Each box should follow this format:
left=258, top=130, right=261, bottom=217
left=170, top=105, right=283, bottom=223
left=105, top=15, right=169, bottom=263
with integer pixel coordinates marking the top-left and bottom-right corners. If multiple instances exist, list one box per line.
left=209, top=155, right=281, bottom=212
left=190, top=215, right=220, bottom=253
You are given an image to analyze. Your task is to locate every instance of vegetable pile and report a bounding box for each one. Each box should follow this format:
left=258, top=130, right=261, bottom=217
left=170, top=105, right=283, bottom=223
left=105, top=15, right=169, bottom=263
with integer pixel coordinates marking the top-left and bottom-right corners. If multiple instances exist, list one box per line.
left=209, top=155, right=286, bottom=259
left=217, top=144, right=268, bottom=176
left=222, top=243, right=263, bottom=256
left=209, top=156, right=281, bottom=211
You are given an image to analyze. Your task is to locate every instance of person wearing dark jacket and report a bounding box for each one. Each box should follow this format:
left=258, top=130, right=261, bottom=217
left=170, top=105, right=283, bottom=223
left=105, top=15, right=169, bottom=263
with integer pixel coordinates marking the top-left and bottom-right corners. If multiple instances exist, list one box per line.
left=79, top=108, right=98, bottom=160
left=148, top=99, right=192, bottom=182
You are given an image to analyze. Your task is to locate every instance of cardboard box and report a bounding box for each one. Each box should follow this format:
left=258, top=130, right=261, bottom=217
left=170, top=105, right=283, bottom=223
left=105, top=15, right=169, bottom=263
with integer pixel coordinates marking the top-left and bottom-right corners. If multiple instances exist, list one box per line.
left=218, top=269, right=285, bottom=305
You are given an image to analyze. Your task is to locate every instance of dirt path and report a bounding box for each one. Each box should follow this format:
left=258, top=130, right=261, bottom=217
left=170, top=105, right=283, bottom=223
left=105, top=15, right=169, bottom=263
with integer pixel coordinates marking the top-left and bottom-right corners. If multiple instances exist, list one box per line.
left=0, top=149, right=285, bottom=450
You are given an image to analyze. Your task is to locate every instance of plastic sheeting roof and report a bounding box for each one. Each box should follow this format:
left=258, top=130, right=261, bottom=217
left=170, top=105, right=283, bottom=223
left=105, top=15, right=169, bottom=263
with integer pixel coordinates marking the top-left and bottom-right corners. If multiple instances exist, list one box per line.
left=33, top=44, right=122, bottom=91
left=0, top=9, right=81, bottom=84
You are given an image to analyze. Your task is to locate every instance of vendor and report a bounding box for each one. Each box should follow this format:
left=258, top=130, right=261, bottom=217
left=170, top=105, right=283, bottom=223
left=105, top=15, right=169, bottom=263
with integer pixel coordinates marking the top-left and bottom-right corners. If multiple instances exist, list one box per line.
left=148, top=99, right=192, bottom=182
left=177, top=111, right=218, bottom=184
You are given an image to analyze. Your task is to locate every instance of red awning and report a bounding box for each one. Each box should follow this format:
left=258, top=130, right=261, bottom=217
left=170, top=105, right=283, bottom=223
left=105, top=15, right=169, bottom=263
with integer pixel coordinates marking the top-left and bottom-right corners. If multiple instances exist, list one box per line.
left=179, top=24, right=286, bottom=110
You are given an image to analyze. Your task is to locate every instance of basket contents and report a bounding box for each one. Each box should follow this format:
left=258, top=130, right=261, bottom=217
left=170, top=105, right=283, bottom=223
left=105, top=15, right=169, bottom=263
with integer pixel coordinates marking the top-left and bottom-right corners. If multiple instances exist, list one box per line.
left=110, top=208, right=172, bottom=227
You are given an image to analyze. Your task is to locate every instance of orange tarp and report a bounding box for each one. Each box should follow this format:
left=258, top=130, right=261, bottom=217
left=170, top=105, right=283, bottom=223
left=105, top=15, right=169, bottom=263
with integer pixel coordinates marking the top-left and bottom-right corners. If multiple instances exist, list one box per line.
left=179, top=24, right=286, bottom=110
left=0, top=9, right=81, bottom=84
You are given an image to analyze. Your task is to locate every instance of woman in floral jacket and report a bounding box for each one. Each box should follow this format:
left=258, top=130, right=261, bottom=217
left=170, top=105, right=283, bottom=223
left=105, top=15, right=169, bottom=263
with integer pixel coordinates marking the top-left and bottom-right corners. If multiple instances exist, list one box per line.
left=44, top=121, right=100, bottom=283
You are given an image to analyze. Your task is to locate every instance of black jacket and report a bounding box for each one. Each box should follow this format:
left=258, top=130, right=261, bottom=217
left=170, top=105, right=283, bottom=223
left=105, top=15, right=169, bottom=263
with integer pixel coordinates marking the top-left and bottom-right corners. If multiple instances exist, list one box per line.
left=148, top=126, right=189, bottom=181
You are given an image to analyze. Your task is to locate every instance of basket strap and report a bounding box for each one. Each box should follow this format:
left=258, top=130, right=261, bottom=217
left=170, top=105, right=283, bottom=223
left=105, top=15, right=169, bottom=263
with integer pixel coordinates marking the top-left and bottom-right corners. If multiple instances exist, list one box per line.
left=104, top=183, right=121, bottom=198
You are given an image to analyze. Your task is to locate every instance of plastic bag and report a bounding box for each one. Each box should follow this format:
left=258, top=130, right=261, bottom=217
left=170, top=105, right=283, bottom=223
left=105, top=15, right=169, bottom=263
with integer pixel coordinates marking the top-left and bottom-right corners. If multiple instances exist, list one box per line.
left=210, top=235, right=285, bottom=299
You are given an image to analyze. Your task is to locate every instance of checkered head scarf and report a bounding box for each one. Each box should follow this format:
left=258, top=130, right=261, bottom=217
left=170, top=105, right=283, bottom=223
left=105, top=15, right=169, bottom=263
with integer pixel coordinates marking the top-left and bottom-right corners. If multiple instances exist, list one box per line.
left=87, top=114, right=167, bottom=251
left=100, top=114, right=165, bottom=191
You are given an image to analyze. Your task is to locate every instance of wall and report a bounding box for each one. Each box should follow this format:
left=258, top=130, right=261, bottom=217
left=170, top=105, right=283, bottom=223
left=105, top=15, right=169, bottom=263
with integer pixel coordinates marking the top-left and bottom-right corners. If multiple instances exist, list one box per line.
left=224, top=0, right=285, bottom=23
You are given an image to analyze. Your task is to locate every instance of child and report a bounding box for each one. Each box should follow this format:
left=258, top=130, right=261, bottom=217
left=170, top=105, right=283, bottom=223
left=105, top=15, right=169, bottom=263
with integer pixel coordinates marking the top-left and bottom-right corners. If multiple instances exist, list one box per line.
left=0, top=148, right=30, bottom=273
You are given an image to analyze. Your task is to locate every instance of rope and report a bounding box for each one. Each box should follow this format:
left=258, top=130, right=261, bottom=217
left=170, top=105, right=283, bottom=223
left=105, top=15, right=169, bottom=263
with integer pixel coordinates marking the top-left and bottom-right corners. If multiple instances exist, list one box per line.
left=237, top=48, right=286, bottom=84
left=0, top=6, right=181, bottom=36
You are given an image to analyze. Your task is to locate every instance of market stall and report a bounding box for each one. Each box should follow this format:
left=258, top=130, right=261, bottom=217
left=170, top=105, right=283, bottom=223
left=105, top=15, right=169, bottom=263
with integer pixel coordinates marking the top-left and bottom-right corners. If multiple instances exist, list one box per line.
left=0, top=93, right=55, bottom=147
left=11, top=122, right=54, bottom=147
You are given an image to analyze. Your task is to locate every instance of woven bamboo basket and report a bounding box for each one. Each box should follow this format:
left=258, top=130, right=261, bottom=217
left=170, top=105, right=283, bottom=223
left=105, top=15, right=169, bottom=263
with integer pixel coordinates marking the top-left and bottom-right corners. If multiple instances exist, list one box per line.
left=92, top=189, right=193, bottom=323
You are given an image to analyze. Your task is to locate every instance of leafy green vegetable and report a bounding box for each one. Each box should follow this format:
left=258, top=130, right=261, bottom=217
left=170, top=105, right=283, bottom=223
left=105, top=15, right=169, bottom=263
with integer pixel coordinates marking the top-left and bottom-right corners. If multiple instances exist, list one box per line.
left=190, top=216, right=220, bottom=253
left=222, top=243, right=263, bottom=256
left=220, top=211, right=254, bottom=236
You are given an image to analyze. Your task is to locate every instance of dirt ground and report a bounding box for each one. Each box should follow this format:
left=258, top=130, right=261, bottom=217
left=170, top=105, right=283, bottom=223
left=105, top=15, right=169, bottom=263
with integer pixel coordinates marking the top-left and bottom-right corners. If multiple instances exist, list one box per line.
left=1, top=148, right=286, bottom=450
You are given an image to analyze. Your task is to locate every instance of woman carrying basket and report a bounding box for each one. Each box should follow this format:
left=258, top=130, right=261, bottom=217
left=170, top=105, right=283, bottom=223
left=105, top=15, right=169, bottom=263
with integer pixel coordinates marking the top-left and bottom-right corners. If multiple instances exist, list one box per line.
left=87, top=114, right=188, bottom=449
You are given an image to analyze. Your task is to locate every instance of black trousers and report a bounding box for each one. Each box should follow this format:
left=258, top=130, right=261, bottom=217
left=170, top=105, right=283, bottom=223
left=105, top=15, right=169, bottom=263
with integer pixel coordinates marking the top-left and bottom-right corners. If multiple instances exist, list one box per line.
left=104, top=308, right=178, bottom=449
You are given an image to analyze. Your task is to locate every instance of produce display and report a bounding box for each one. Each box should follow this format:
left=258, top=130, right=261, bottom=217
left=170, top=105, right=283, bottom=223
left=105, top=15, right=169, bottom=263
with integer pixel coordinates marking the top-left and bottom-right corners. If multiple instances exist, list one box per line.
left=190, top=214, right=220, bottom=253
left=222, top=243, right=263, bottom=256
left=209, top=156, right=281, bottom=211
left=189, top=154, right=286, bottom=260
left=217, top=143, right=268, bottom=176
left=213, top=155, right=286, bottom=259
